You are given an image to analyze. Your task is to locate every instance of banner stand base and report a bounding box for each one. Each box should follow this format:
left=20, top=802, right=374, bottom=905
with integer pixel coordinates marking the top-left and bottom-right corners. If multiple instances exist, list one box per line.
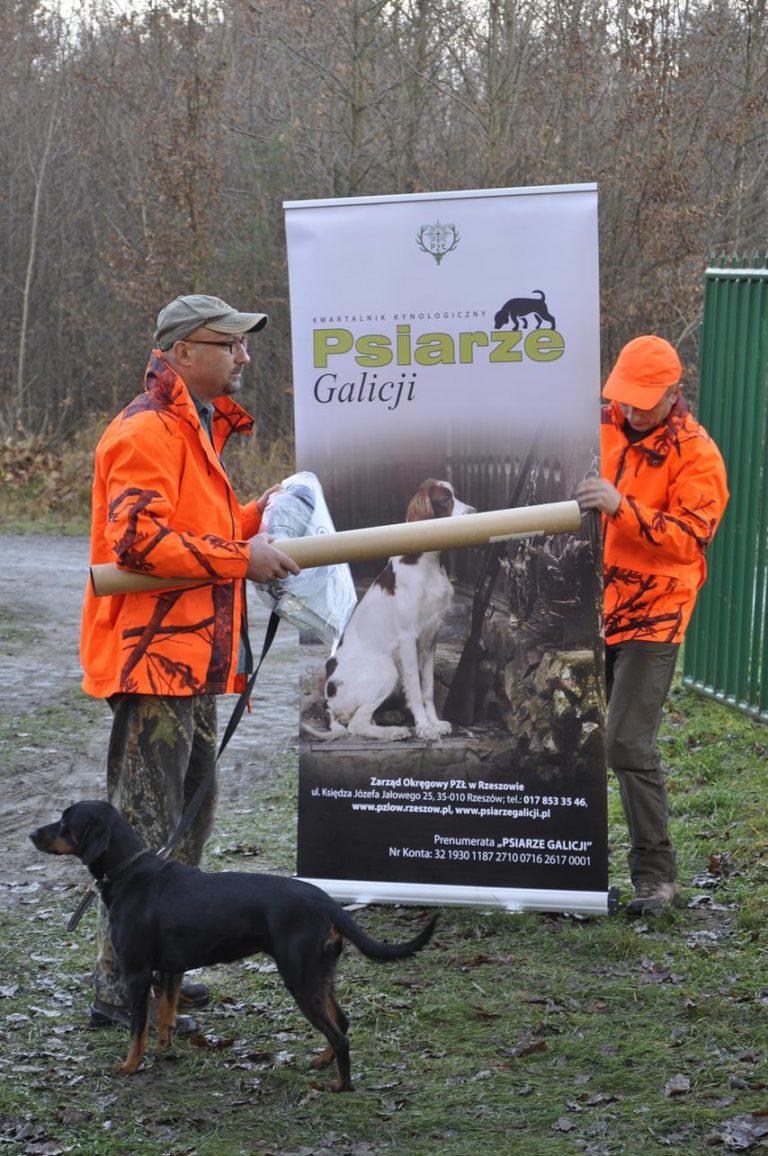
left=300, top=878, right=621, bottom=917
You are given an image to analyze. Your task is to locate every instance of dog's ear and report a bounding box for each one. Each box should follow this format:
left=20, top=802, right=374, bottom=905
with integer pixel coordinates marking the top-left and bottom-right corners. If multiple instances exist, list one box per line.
left=77, top=818, right=111, bottom=866
left=407, top=479, right=440, bottom=523
left=406, top=492, right=431, bottom=522
left=408, top=480, right=455, bottom=522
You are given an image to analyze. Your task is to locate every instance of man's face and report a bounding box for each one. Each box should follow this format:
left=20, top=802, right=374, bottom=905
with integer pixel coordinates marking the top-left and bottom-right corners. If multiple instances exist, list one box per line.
left=618, top=384, right=679, bottom=433
left=173, top=327, right=252, bottom=401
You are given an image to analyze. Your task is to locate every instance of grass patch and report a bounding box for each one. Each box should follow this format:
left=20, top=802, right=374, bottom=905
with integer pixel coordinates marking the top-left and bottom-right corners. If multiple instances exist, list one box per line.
left=2, top=675, right=767, bottom=1153
left=0, top=690, right=106, bottom=773
left=0, top=434, right=98, bottom=534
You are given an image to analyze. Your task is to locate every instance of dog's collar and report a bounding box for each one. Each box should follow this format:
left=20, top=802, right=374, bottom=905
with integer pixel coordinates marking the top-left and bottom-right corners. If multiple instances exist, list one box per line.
left=67, top=849, right=148, bottom=931
left=95, top=849, right=148, bottom=892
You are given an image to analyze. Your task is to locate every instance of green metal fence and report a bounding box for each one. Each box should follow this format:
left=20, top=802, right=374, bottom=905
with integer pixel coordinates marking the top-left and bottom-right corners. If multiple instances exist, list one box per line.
left=682, top=258, right=768, bottom=722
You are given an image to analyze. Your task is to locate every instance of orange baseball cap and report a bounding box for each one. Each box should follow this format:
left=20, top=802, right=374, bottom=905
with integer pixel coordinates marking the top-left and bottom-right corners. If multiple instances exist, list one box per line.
left=602, top=335, right=682, bottom=409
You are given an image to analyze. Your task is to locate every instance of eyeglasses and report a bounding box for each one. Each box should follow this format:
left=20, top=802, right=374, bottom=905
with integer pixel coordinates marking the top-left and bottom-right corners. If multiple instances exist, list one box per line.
left=185, top=336, right=249, bottom=354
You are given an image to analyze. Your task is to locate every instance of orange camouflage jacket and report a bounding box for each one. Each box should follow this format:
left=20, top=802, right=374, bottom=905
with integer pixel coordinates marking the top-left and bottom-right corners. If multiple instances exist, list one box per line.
left=81, top=352, right=261, bottom=698
left=601, top=397, right=728, bottom=645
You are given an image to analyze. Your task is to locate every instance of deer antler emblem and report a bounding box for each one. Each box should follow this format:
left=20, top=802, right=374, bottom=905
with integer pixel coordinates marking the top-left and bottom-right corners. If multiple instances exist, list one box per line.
left=416, top=221, right=460, bottom=265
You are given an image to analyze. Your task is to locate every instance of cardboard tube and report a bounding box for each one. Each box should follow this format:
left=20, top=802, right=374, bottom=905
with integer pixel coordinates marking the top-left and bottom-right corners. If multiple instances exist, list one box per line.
left=90, top=499, right=582, bottom=597
left=280, top=499, right=581, bottom=565
left=90, top=569, right=208, bottom=596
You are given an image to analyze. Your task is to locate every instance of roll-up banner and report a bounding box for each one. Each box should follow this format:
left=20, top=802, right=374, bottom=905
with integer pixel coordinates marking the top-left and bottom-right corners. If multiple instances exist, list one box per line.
left=284, top=184, right=613, bottom=915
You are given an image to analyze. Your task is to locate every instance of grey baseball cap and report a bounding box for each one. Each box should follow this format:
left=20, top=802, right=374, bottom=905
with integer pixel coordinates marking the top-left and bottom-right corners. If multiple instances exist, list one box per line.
left=154, top=293, right=268, bottom=350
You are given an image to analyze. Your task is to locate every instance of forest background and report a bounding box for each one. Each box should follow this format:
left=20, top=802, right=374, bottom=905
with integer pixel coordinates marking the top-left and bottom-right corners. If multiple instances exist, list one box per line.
left=2, top=7, right=768, bottom=1150
left=1, top=0, right=767, bottom=461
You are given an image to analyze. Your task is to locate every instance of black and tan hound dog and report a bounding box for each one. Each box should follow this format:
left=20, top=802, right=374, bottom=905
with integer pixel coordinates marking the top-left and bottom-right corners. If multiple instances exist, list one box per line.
left=30, top=800, right=436, bottom=1088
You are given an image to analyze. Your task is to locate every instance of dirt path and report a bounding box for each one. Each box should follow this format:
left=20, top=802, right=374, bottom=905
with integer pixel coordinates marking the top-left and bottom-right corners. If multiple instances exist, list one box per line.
left=0, top=533, right=299, bottom=891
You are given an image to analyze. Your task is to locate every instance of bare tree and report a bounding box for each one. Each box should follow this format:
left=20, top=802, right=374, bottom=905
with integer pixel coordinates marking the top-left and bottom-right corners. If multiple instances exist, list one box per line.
left=0, top=0, right=764, bottom=443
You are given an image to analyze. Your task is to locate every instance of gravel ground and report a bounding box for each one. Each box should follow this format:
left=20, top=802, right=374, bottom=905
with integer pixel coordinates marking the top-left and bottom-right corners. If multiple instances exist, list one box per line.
left=0, top=533, right=300, bottom=893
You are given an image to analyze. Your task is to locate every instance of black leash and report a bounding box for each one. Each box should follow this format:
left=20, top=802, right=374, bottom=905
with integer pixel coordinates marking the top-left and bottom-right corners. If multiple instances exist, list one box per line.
left=68, top=611, right=280, bottom=931
left=157, top=609, right=280, bottom=858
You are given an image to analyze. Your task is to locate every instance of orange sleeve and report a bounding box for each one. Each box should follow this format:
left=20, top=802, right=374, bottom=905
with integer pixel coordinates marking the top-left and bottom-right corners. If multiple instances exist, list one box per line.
left=607, top=435, right=728, bottom=569
left=239, top=499, right=262, bottom=540
left=100, top=423, right=250, bottom=581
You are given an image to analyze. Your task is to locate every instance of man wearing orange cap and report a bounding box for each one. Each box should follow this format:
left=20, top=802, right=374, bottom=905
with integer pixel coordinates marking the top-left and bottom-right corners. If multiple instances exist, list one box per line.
left=576, top=335, right=728, bottom=914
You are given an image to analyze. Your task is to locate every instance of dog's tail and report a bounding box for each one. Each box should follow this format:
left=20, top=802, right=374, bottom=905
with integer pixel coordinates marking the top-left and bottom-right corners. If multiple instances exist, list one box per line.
left=532, top=289, right=545, bottom=299
left=300, top=718, right=348, bottom=742
left=332, top=909, right=438, bottom=960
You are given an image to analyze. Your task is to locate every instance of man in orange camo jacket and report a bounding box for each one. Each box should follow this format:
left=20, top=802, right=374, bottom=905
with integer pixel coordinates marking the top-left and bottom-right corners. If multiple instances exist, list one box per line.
left=81, top=294, right=299, bottom=1030
left=576, top=335, right=728, bottom=914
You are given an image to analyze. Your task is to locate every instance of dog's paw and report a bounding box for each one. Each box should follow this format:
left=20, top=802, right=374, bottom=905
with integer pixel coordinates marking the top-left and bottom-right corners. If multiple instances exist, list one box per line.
left=311, top=1045, right=335, bottom=1070
left=415, top=721, right=450, bottom=741
left=309, top=1077, right=353, bottom=1092
left=385, top=727, right=412, bottom=742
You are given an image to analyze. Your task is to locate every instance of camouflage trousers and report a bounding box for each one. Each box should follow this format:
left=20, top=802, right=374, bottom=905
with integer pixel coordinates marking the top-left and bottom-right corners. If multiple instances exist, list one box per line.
left=605, top=641, right=679, bottom=887
left=94, top=693, right=218, bottom=1006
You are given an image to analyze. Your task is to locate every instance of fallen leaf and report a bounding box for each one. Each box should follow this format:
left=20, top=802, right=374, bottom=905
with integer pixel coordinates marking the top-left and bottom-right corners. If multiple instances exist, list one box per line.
left=188, top=1034, right=235, bottom=1052
left=664, top=1073, right=691, bottom=1097
left=56, top=1108, right=92, bottom=1126
left=687, top=894, right=731, bottom=911
left=461, top=953, right=499, bottom=968
left=508, top=1039, right=548, bottom=1059
left=708, top=851, right=740, bottom=877
left=690, top=871, right=721, bottom=889
left=709, top=1112, right=768, bottom=1149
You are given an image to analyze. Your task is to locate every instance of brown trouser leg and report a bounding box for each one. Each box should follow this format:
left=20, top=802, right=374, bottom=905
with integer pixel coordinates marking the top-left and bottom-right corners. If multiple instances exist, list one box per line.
left=605, top=642, right=679, bottom=887
left=94, top=694, right=218, bottom=1006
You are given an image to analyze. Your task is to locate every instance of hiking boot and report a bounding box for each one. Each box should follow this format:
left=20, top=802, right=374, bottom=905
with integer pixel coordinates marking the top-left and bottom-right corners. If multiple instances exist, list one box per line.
left=626, top=880, right=679, bottom=915
left=178, top=981, right=210, bottom=1008
left=89, top=996, right=200, bottom=1036
left=152, top=976, right=210, bottom=1008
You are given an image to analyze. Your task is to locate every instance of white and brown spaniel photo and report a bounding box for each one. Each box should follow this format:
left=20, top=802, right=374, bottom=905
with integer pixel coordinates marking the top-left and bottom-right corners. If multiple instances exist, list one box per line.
left=304, top=478, right=473, bottom=742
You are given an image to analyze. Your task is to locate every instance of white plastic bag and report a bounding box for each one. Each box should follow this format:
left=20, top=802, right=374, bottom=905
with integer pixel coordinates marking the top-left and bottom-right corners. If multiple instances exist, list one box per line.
left=254, top=471, right=357, bottom=645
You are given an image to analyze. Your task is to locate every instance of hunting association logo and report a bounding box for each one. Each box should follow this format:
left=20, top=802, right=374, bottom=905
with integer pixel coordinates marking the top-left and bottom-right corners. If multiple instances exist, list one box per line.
left=416, top=220, right=460, bottom=265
